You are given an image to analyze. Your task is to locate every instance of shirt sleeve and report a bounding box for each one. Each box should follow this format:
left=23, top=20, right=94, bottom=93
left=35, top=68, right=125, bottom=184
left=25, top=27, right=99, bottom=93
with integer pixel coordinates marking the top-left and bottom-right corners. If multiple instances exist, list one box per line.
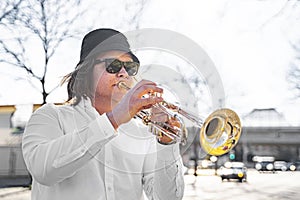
left=22, top=104, right=117, bottom=186
left=142, top=141, right=185, bottom=200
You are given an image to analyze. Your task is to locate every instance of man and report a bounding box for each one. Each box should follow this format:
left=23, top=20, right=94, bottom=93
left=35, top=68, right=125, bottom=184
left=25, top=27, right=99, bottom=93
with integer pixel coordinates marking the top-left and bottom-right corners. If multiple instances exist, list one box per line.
left=22, top=28, right=184, bottom=200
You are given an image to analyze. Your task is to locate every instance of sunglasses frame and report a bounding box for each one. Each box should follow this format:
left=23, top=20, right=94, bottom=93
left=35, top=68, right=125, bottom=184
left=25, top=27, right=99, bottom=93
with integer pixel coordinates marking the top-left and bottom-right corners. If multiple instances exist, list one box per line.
left=94, top=58, right=140, bottom=76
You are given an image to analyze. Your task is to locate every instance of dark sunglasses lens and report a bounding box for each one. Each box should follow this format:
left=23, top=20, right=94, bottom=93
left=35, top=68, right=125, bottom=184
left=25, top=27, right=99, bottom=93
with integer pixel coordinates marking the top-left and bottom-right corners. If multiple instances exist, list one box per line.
left=124, top=62, right=139, bottom=76
left=106, top=60, right=122, bottom=73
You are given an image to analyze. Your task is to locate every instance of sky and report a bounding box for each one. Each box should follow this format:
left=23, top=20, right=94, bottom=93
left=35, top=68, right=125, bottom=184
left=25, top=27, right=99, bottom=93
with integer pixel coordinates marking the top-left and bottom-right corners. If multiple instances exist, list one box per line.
left=1, top=0, right=300, bottom=125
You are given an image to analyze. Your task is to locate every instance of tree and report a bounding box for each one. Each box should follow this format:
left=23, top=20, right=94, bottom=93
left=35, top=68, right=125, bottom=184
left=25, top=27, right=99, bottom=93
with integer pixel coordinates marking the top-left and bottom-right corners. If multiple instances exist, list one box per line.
left=285, top=3, right=300, bottom=98
left=0, top=0, right=24, bottom=24
left=288, top=42, right=300, bottom=97
left=123, top=0, right=149, bottom=30
left=247, top=0, right=300, bottom=98
left=0, top=0, right=86, bottom=104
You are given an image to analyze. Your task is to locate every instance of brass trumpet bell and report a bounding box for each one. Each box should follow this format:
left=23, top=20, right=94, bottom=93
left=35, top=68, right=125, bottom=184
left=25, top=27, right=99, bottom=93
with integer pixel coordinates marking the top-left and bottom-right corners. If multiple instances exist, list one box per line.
left=200, top=108, right=242, bottom=156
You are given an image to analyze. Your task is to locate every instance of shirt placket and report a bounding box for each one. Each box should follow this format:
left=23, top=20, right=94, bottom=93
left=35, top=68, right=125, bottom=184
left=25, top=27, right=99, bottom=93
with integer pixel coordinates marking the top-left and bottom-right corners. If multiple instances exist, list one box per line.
left=104, top=144, right=115, bottom=200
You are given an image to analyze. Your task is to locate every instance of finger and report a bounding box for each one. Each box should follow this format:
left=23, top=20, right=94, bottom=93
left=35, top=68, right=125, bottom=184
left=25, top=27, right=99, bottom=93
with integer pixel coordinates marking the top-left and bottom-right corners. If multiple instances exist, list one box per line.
left=134, top=79, right=164, bottom=94
left=150, top=107, right=168, bottom=121
left=151, top=113, right=168, bottom=122
left=132, top=79, right=156, bottom=90
left=137, top=96, right=163, bottom=111
left=136, top=85, right=163, bottom=98
left=135, top=79, right=156, bottom=86
left=168, top=119, right=181, bottom=128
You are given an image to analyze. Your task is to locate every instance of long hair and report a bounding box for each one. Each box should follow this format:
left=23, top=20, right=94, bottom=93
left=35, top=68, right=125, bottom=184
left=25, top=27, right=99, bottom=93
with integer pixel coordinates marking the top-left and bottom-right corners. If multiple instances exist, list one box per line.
left=61, top=58, right=95, bottom=105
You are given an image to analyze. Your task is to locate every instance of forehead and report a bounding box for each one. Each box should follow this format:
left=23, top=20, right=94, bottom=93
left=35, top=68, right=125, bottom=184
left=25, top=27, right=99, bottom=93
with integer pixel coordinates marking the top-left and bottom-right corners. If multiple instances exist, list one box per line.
left=96, top=50, right=133, bottom=60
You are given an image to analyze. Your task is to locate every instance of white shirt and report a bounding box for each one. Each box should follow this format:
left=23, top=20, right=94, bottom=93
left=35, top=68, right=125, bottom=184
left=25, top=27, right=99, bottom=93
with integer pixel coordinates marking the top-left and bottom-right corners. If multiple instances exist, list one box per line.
left=22, top=99, right=184, bottom=200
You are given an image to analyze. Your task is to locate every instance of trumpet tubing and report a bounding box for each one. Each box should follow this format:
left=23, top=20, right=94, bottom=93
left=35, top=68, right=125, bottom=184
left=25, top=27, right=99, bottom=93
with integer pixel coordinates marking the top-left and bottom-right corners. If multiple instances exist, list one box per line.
left=117, top=81, right=242, bottom=156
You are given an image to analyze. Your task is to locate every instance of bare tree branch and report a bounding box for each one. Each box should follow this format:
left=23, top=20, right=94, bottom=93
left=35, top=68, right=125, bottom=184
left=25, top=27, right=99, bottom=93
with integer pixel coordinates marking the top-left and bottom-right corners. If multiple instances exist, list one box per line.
left=0, top=0, right=86, bottom=104
left=287, top=62, right=300, bottom=98
left=109, top=0, right=149, bottom=30
left=127, top=0, right=148, bottom=29
left=257, top=0, right=293, bottom=30
left=0, top=0, right=24, bottom=24
left=0, top=40, right=40, bottom=80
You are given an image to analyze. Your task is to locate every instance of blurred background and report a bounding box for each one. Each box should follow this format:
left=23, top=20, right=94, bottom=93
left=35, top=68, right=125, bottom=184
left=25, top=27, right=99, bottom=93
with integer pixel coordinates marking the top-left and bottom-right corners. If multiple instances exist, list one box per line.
left=1, top=0, right=300, bottom=199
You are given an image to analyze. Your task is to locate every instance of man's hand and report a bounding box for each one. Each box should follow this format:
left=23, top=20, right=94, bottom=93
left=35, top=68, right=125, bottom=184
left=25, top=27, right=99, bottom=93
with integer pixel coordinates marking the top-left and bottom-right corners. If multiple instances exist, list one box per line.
left=151, top=106, right=181, bottom=144
left=107, top=80, right=163, bottom=129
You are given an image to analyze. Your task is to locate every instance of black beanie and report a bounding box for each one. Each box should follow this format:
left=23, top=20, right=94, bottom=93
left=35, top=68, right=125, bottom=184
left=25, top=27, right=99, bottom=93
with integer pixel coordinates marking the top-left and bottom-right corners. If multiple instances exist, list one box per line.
left=77, top=28, right=139, bottom=65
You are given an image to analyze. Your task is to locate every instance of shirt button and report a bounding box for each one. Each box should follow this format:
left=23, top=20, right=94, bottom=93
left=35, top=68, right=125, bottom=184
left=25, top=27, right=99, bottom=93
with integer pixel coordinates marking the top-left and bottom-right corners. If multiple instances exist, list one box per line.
left=108, top=187, right=112, bottom=191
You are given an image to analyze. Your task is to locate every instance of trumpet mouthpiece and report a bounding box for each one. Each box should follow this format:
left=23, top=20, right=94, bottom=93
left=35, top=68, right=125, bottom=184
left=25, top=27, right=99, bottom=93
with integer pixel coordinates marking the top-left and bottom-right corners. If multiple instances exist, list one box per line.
left=117, top=82, right=131, bottom=90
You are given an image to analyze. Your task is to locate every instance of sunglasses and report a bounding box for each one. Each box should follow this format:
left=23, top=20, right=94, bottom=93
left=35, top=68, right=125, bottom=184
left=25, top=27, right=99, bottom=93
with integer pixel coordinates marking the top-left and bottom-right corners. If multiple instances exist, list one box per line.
left=94, top=58, right=140, bottom=76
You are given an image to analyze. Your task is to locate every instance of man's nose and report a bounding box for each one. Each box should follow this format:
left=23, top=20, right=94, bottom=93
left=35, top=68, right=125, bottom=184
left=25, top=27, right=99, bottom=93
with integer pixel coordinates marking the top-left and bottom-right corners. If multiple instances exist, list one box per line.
left=117, top=66, right=129, bottom=77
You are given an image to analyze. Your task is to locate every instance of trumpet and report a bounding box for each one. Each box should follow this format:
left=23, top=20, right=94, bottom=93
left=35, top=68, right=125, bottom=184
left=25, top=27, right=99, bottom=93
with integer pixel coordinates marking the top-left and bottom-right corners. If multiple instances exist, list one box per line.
left=117, top=81, right=242, bottom=156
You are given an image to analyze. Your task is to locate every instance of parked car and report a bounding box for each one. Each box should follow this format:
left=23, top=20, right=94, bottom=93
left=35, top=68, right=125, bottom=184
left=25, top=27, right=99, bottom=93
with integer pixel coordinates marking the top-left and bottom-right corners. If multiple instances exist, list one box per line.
left=253, top=156, right=275, bottom=172
left=274, top=161, right=288, bottom=171
left=255, top=161, right=274, bottom=172
left=219, top=162, right=247, bottom=182
left=287, top=162, right=297, bottom=171
left=287, top=161, right=300, bottom=171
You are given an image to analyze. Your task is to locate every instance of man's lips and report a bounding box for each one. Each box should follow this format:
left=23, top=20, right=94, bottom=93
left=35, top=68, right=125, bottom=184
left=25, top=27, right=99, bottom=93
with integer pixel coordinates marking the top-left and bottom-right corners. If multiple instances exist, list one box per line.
left=112, top=82, right=125, bottom=91
left=112, top=81, right=122, bottom=86
left=112, top=81, right=129, bottom=89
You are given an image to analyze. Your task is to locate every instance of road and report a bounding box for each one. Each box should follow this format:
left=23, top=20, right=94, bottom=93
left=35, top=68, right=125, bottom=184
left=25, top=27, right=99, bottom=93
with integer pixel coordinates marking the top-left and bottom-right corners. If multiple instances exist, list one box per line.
left=184, top=169, right=300, bottom=200
left=1, top=170, right=300, bottom=200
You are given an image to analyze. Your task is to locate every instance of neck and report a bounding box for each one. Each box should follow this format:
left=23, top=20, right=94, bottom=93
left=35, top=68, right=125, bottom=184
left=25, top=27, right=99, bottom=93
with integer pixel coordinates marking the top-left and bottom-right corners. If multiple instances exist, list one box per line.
left=92, top=95, right=117, bottom=115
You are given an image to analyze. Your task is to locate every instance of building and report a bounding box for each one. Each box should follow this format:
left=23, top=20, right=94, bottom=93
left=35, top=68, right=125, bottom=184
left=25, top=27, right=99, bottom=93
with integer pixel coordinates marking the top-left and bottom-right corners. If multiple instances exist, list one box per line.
left=236, top=108, right=300, bottom=166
